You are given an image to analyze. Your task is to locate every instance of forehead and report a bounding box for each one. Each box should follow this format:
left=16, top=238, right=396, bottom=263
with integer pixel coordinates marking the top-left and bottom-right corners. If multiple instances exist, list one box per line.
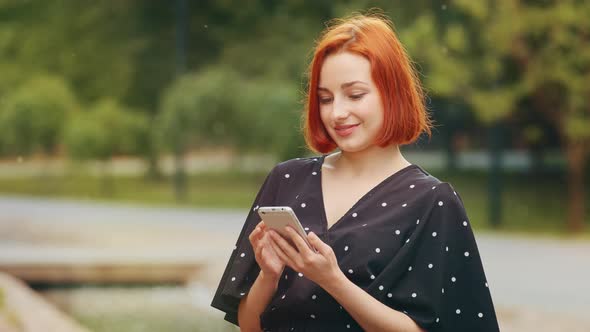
left=319, top=52, right=373, bottom=88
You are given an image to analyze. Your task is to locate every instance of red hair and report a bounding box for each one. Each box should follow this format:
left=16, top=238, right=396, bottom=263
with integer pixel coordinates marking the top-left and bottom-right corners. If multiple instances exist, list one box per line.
left=303, top=13, right=432, bottom=153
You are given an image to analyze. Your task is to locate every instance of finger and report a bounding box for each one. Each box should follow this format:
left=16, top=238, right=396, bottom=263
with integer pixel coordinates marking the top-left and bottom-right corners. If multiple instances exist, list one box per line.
left=285, top=226, right=314, bottom=256
left=269, top=230, right=303, bottom=267
left=253, top=220, right=264, bottom=230
left=308, top=232, right=331, bottom=256
left=248, top=227, right=258, bottom=244
left=256, top=233, right=276, bottom=265
left=249, top=224, right=261, bottom=237
left=254, top=236, right=264, bottom=261
left=268, top=233, right=296, bottom=269
left=248, top=226, right=263, bottom=245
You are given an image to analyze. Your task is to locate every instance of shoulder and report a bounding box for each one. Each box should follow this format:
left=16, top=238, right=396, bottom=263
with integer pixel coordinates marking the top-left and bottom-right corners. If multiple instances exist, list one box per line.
left=406, top=166, right=467, bottom=214
left=425, top=180, right=470, bottom=229
left=270, top=155, right=323, bottom=177
left=397, top=165, right=446, bottom=198
left=434, top=182, right=466, bottom=211
left=408, top=166, right=460, bottom=200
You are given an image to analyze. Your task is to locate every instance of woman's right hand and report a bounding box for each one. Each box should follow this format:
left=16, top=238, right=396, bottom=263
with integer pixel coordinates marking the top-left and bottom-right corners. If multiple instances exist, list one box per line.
left=249, top=221, right=285, bottom=282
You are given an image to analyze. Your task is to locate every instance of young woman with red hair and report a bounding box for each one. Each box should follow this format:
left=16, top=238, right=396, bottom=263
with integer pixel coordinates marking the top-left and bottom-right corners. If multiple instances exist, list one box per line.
left=212, top=13, right=499, bottom=332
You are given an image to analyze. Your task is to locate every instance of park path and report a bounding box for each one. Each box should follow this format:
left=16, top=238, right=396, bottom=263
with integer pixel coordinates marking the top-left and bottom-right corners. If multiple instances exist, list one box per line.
left=1, top=196, right=589, bottom=331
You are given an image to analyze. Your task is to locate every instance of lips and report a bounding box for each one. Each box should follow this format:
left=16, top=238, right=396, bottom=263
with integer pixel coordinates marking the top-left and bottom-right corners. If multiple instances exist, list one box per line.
left=335, top=124, right=359, bottom=130
left=334, top=124, right=359, bottom=137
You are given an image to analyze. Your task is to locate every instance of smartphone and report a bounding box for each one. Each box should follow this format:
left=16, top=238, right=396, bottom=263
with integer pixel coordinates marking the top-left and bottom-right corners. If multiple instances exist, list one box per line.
left=257, top=206, right=315, bottom=251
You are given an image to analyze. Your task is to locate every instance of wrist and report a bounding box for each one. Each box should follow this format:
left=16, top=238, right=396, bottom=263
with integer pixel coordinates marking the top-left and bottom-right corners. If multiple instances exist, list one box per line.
left=320, top=269, right=349, bottom=294
left=259, top=270, right=281, bottom=288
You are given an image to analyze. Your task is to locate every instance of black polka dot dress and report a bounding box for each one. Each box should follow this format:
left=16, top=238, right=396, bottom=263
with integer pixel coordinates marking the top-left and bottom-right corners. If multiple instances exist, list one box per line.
left=211, top=155, right=500, bottom=331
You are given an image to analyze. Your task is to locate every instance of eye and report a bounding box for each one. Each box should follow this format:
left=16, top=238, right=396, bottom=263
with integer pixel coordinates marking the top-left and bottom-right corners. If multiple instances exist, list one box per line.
left=318, top=96, right=333, bottom=105
left=349, top=93, right=366, bottom=101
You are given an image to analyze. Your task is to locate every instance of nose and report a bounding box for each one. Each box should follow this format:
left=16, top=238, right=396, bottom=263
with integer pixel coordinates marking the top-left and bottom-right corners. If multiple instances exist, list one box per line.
left=332, top=96, right=350, bottom=120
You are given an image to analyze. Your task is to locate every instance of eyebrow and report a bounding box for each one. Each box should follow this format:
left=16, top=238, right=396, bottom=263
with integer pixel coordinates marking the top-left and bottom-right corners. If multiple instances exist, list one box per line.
left=317, top=80, right=369, bottom=91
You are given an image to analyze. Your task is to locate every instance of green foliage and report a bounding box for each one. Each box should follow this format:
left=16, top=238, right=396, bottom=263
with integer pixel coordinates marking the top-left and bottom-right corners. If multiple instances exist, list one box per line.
left=565, top=112, right=590, bottom=142
left=63, top=114, right=105, bottom=161
left=157, top=67, right=240, bottom=153
left=401, top=0, right=590, bottom=138
left=401, top=3, right=521, bottom=125
left=217, top=13, right=320, bottom=81
left=0, top=0, right=587, bottom=192
left=470, top=88, right=521, bottom=124
left=0, top=74, right=77, bottom=156
left=452, top=0, right=489, bottom=21
left=518, top=0, right=590, bottom=143
left=444, top=24, right=468, bottom=53
left=64, top=98, right=149, bottom=162
left=400, top=0, right=590, bottom=229
left=234, top=79, right=306, bottom=159
left=158, top=67, right=306, bottom=160
left=0, top=1, right=142, bottom=102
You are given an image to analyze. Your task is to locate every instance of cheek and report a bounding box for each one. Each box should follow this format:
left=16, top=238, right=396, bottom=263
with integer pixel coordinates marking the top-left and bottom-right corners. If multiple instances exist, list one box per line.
left=355, top=101, right=378, bottom=120
left=319, top=108, right=330, bottom=126
left=365, top=98, right=385, bottom=122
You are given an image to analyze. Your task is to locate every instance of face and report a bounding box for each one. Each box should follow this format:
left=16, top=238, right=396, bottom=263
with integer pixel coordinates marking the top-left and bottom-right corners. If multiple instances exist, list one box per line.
left=318, top=51, right=384, bottom=153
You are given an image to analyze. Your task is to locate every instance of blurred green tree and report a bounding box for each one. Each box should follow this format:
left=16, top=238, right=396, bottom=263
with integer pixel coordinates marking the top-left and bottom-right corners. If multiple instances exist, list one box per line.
left=234, top=79, right=306, bottom=161
left=401, top=0, right=589, bottom=231
left=64, top=98, right=149, bottom=196
left=157, top=67, right=240, bottom=201
left=0, top=1, right=142, bottom=102
left=157, top=66, right=307, bottom=200
left=0, top=75, right=77, bottom=160
left=517, top=0, right=590, bottom=231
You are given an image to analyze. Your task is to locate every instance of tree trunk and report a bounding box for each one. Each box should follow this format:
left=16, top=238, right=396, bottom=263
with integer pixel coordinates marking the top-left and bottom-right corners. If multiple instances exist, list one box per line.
left=100, top=160, right=114, bottom=198
left=565, top=140, right=587, bottom=233
left=37, top=152, right=51, bottom=195
left=488, top=122, right=504, bottom=228
left=173, top=149, right=187, bottom=202
left=145, top=145, right=163, bottom=181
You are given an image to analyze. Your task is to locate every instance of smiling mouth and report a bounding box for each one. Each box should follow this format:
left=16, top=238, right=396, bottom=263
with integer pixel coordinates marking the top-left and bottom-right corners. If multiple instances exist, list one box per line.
left=334, top=124, right=359, bottom=137
left=335, top=124, right=359, bottom=130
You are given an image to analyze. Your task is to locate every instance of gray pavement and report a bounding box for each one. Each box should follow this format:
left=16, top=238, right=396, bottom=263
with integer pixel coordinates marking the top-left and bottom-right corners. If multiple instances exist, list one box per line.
left=1, top=196, right=589, bottom=328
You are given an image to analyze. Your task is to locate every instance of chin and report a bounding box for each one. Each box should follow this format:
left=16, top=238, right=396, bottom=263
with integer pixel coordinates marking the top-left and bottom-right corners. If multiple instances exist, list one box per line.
left=335, top=142, right=371, bottom=153
left=329, top=130, right=376, bottom=153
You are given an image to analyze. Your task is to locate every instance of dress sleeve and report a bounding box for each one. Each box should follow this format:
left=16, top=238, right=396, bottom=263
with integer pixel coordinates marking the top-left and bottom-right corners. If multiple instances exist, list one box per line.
left=210, top=164, right=281, bottom=326
left=381, top=183, right=499, bottom=332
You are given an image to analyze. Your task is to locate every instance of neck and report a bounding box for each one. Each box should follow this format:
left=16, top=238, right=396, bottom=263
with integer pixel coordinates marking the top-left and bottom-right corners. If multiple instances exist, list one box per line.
left=327, top=145, right=411, bottom=177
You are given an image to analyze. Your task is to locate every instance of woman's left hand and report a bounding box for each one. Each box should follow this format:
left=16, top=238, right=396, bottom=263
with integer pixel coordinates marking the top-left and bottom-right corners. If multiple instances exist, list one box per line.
left=268, top=227, right=343, bottom=288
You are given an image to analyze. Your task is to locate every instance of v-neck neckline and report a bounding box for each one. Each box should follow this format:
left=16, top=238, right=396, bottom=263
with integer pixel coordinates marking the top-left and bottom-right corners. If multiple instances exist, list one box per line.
left=317, top=154, right=418, bottom=235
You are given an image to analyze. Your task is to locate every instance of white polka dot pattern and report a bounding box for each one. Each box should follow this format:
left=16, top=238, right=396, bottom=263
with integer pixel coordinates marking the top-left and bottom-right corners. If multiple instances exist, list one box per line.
left=212, top=158, right=499, bottom=331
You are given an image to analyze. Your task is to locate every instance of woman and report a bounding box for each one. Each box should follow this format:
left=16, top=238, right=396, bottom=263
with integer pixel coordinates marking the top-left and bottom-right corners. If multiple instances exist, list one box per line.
left=211, top=13, right=499, bottom=332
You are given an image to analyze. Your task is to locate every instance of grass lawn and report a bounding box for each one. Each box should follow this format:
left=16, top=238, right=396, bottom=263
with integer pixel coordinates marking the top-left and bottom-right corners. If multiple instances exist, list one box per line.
left=43, top=286, right=239, bottom=332
left=0, top=169, right=588, bottom=238
left=440, top=170, right=590, bottom=239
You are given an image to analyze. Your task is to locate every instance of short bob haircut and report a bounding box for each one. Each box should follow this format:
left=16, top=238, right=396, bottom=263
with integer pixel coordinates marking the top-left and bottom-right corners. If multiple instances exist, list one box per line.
left=303, top=13, right=432, bottom=153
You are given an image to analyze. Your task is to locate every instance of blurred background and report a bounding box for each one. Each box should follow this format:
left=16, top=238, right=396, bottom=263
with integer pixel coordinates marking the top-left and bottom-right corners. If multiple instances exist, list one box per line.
left=0, top=0, right=588, bottom=331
